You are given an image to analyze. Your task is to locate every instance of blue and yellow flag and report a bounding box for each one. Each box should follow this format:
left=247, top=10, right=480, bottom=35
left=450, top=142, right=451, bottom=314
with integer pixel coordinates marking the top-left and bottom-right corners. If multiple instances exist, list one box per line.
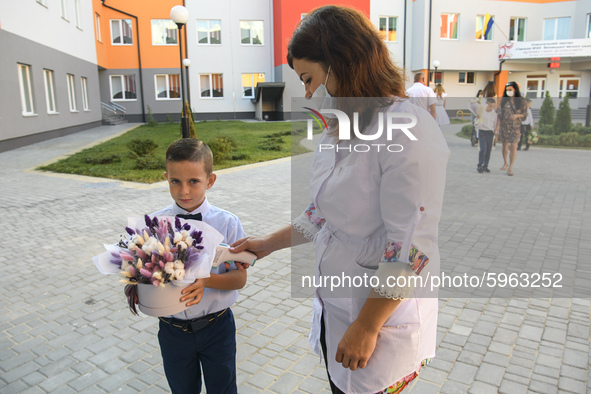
left=476, top=13, right=494, bottom=40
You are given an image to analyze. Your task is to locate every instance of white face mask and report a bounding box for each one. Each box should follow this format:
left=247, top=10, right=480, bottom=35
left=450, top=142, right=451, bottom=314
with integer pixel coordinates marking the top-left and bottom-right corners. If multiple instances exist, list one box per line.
left=308, top=66, right=334, bottom=112
left=506, top=90, right=515, bottom=97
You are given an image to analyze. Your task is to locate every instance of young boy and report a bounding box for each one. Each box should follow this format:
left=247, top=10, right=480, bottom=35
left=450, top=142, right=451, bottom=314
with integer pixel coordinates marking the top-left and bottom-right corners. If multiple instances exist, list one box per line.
left=519, top=97, right=534, bottom=151
left=151, top=138, right=246, bottom=394
left=470, top=97, right=498, bottom=173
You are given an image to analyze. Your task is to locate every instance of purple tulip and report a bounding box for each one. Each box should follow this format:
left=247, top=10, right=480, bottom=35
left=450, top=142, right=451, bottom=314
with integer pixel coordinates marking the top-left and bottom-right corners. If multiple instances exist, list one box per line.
left=125, top=227, right=135, bottom=235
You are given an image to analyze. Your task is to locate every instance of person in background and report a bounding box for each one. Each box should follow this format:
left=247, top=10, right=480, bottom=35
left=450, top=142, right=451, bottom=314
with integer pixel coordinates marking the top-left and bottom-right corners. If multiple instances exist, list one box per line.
left=434, top=84, right=450, bottom=126
left=518, top=97, right=534, bottom=151
left=406, top=72, right=437, bottom=120
left=470, top=97, right=498, bottom=173
left=495, top=81, right=526, bottom=176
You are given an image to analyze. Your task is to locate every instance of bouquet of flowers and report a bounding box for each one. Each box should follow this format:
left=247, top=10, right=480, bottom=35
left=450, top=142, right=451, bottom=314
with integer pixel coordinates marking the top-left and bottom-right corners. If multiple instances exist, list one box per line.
left=93, top=215, right=224, bottom=316
left=527, top=130, right=539, bottom=144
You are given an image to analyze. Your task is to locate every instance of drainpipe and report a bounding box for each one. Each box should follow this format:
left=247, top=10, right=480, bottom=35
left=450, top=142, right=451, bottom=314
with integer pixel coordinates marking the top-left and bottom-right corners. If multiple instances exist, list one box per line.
left=427, top=0, right=432, bottom=83
left=101, top=0, right=146, bottom=123
left=403, top=0, right=407, bottom=70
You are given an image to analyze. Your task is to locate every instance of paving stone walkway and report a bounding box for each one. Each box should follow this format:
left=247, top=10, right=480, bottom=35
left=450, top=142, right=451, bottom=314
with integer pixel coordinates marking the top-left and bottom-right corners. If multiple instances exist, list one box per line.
left=0, top=121, right=589, bottom=393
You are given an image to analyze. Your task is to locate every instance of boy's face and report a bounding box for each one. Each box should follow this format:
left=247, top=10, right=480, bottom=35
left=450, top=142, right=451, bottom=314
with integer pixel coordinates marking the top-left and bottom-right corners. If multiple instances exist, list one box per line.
left=164, top=160, right=216, bottom=213
left=486, top=102, right=495, bottom=112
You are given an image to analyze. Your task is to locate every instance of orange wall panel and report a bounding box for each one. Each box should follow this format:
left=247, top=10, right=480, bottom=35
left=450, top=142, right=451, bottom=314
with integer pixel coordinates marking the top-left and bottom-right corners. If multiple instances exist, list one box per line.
left=93, top=0, right=184, bottom=70
left=273, top=0, right=370, bottom=68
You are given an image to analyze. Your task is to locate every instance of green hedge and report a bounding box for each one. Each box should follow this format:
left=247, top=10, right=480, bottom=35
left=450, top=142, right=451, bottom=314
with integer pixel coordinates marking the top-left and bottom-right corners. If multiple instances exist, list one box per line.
left=536, top=132, right=591, bottom=147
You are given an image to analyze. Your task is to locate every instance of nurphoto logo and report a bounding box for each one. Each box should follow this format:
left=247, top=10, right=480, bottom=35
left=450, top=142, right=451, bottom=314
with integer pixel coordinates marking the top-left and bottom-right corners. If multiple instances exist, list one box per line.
left=304, top=107, right=419, bottom=153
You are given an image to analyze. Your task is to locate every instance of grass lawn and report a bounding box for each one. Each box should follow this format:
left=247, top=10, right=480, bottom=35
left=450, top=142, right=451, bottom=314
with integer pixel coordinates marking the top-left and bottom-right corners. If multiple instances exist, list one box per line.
left=38, top=120, right=312, bottom=184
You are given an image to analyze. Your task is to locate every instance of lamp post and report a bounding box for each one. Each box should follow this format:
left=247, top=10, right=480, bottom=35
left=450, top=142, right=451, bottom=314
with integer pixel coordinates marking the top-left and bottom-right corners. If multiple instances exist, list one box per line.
left=171, top=5, right=189, bottom=138
left=433, top=60, right=440, bottom=85
left=182, top=58, right=191, bottom=118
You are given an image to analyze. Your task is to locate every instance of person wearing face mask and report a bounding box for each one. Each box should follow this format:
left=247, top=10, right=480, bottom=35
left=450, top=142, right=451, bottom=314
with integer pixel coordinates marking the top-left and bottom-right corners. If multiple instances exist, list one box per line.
left=495, top=81, right=526, bottom=176
left=230, top=5, right=449, bottom=394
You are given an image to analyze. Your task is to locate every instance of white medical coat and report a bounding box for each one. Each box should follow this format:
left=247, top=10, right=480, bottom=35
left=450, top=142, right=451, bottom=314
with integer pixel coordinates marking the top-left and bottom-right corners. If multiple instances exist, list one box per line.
left=294, top=99, right=450, bottom=393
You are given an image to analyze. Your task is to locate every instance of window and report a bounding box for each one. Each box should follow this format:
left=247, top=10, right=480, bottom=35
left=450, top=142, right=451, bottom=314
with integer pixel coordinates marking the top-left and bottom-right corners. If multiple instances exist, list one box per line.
left=110, top=75, right=137, bottom=100
left=155, top=74, right=180, bottom=100
left=200, top=74, right=223, bottom=98
left=429, top=71, right=443, bottom=85
left=95, top=13, right=101, bottom=42
left=74, top=0, right=81, bottom=28
left=242, top=73, right=265, bottom=98
left=43, top=69, right=57, bottom=113
left=476, top=15, right=493, bottom=41
left=67, top=74, right=77, bottom=111
left=240, top=21, right=264, bottom=45
left=378, top=17, right=397, bottom=42
left=111, top=19, right=133, bottom=45
left=60, top=0, right=68, bottom=20
left=559, top=77, right=580, bottom=98
left=197, top=20, right=221, bottom=44
left=510, top=17, right=526, bottom=41
left=152, top=20, right=178, bottom=45
left=81, top=77, right=89, bottom=110
left=441, top=13, right=459, bottom=39
left=18, top=64, right=35, bottom=115
left=544, top=17, right=570, bottom=40
left=525, top=77, right=546, bottom=99
left=459, top=72, right=475, bottom=84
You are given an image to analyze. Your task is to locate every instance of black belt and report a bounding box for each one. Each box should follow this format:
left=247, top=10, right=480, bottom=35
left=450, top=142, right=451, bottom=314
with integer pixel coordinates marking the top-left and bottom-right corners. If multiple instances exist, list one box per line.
left=159, top=308, right=228, bottom=333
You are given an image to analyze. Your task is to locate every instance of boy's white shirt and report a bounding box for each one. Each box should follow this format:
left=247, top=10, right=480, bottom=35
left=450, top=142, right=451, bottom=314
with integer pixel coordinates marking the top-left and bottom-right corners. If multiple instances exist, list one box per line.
left=151, top=197, right=246, bottom=318
left=470, top=101, right=497, bottom=131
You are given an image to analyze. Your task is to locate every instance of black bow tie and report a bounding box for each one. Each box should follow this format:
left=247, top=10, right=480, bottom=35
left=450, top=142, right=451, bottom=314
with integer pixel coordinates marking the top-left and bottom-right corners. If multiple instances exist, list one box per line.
left=177, top=213, right=202, bottom=221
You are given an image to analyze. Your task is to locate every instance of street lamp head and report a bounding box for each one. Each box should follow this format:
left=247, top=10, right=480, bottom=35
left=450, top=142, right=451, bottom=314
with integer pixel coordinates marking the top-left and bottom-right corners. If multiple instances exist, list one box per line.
left=433, top=60, right=441, bottom=69
left=170, top=5, right=189, bottom=25
left=182, top=58, right=191, bottom=68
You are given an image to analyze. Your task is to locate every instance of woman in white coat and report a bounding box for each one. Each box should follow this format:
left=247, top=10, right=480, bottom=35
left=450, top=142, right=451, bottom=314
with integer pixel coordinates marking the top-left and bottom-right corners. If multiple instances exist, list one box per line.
left=231, top=6, right=449, bottom=394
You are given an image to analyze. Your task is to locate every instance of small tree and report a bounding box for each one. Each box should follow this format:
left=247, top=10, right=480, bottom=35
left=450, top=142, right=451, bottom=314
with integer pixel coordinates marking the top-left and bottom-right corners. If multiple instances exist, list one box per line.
left=180, top=101, right=197, bottom=139
left=539, top=91, right=555, bottom=126
left=553, top=95, right=572, bottom=135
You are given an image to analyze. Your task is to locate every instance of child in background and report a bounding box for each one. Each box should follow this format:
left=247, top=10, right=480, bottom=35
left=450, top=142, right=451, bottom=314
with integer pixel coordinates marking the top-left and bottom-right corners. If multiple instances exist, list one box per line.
left=470, top=97, right=498, bottom=173
left=519, top=97, right=534, bottom=151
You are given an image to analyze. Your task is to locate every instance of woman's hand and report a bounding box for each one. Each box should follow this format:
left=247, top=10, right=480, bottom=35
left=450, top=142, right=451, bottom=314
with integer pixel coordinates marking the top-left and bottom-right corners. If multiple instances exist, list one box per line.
left=230, top=235, right=274, bottom=260
left=335, top=320, right=379, bottom=371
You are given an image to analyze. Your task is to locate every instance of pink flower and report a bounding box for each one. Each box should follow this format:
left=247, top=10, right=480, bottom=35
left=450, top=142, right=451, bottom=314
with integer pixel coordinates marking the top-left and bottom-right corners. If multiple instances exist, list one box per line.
left=140, top=268, right=152, bottom=278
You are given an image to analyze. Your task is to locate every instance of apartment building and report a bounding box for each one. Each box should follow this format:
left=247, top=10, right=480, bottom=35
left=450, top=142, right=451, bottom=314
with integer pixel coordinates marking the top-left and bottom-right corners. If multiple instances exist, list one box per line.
left=2, top=0, right=590, bottom=150
left=0, top=0, right=102, bottom=152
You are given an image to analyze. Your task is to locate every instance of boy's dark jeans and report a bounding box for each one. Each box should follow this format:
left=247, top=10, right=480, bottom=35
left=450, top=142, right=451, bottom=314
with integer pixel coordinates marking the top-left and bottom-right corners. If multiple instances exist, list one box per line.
left=158, top=308, right=237, bottom=394
left=518, top=124, right=531, bottom=150
left=478, top=130, right=494, bottom=168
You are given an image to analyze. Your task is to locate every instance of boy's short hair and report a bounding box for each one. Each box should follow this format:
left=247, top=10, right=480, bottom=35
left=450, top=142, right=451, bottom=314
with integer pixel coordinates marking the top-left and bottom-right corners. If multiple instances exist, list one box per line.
left=486, top=98, right=496, bottom=104
left=165, top=138, right=213, bottom=175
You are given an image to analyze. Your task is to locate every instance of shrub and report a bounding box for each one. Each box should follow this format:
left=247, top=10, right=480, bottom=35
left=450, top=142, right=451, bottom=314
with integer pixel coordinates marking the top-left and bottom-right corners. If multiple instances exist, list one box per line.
left=537, top=124, right=555, bottom=135
left=146, top=106, right=158, bottom=127
left=231, top=153, right=250, bottom=161
left=578, top=134, right=591, bottom=147
left=135, top=154, right=165, bottom=170
left=459, top=124, right=473, bottom=138
left=558, top=132, right=579, bottom=147
left=208, top=136, right=237, bottom=163
left=258, top=142, right=282, bottom=151
left=553, top=96, right=572, bottom=135
left=572, top=125, right=591, bottom=136
left=127, top=138, right=158, bottom=157
left=537, top=135, right=559, bottom=146
left=84, top=154, right=121, bottom=165
left=167, top=115, right=174, bottom=124
left=539, top=91, right=555, bottom=126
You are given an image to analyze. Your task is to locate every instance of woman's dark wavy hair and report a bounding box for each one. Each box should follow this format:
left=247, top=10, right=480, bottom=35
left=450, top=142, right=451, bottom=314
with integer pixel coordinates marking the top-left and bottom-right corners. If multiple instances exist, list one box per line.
left=287, top=6, right=406, bottom=134
left=501, top=81, right=525, bottom=110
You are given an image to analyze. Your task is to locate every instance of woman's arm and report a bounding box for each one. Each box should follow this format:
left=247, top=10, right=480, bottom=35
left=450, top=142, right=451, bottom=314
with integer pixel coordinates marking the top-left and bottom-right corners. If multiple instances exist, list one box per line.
left=335, top=296, right=402, bottom=370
